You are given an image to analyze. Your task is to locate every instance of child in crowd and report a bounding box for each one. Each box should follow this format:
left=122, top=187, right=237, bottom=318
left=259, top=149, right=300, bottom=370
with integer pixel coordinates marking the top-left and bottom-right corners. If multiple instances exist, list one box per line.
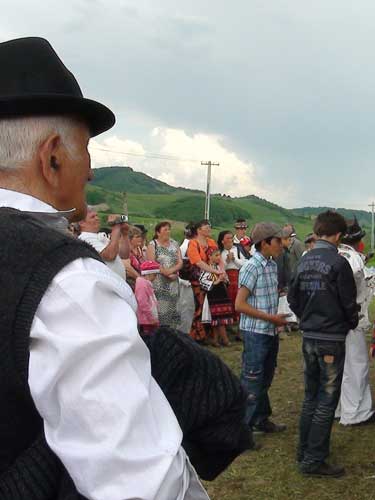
left=236, top=222, right=289, bottom=434
left=202, top=248, right=234, bottom=347
left=288, top=211, right=358, bottom=478
left=135, top=260, right=160, bottom=337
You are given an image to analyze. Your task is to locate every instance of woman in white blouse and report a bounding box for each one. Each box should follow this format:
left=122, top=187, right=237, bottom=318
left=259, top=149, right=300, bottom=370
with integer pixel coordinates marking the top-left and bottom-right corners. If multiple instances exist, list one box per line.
left=217, top=231, right=247, bottom=333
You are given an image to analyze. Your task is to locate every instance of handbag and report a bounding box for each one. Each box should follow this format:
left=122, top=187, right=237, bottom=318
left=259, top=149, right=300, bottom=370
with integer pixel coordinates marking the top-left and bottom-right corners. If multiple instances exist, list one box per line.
left=180, top=258, right=192, bottom=281
left=199, top=271, right=214, bottom=292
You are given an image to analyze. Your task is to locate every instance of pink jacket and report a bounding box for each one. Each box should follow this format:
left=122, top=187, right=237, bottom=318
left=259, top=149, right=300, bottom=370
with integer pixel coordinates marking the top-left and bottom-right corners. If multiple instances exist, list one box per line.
left=135, top=277, right=159, bottom=326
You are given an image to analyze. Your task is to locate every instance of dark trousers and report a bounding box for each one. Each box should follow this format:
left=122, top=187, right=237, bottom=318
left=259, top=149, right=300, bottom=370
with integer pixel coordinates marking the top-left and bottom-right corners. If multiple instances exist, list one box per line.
left=240, top=330, right=279, bottom=426
left=299, top=338, right=345, bottom=468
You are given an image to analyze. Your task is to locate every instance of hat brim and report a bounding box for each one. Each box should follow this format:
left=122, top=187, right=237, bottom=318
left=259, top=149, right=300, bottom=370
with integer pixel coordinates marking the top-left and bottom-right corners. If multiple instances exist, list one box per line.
left=344, top=230, right=366, bottom=242
left=252, top=230, right=284, bottom=245
left=0, top=94, right=115, bottom=137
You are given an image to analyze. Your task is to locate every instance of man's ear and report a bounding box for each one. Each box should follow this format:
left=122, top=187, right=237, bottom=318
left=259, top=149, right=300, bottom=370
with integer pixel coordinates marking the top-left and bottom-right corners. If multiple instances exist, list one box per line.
left=38, top=133, right=63, bottom=187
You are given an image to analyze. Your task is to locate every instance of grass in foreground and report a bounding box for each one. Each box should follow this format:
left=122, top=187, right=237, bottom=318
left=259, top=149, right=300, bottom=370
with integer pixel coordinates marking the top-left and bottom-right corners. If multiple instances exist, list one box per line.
left=203, top=331, right=375, bottom=500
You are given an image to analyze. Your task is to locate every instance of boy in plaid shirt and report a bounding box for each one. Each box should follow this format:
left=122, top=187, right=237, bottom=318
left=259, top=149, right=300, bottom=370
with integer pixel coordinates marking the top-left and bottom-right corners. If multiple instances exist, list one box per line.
left=236, top=222, right=289, bottom=433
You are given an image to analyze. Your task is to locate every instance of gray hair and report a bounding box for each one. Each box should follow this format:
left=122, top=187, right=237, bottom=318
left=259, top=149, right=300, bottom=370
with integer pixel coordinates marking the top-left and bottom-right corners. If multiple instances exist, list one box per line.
left=0, top=115, right=85, bottom=170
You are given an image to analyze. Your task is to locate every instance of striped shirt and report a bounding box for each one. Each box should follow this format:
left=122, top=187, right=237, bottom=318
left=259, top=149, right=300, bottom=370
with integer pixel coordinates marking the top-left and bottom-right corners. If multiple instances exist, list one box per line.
left=238, top=251, right=279, bottom=336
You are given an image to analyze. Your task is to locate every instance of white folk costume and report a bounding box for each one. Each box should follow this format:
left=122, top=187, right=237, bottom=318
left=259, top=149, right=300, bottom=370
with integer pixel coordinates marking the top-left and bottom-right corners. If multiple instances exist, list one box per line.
left=335, top=243, right=374, bottom=425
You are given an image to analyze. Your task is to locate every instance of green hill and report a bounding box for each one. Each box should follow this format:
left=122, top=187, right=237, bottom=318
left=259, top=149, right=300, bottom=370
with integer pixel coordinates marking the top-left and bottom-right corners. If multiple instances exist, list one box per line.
left=292, top=207, right=372, bottom=227
left=87, top=166, right=373, bottom=248
left=92, top=166, right=203, bottom=195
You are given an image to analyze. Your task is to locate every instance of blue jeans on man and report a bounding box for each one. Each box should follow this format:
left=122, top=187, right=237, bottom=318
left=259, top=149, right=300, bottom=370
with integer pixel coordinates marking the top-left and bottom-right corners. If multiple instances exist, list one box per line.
left=299, top=338, right=345, bottom=470
left=240, top=330, right=279, bottom=427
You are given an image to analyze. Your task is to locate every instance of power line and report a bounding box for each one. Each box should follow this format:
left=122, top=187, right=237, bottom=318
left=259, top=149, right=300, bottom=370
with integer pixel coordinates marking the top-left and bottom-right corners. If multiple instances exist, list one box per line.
left=90, top=146, right=197, bottom=162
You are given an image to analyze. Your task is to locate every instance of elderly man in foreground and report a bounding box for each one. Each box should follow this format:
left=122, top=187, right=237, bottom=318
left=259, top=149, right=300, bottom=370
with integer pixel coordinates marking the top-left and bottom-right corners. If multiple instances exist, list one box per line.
left=0, top=37, right=210, bottom=499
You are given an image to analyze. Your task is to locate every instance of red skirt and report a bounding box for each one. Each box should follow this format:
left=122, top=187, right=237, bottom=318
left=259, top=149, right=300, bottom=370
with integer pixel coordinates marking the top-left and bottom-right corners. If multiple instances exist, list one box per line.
left=207, top=282, right=234, bottom=327
left=226, top=269, right=239, bottom=322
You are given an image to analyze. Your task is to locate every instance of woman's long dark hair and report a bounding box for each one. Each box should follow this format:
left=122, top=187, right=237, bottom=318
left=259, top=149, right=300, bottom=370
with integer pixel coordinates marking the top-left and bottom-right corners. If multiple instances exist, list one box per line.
left=217, top=230, right=233, bottom=251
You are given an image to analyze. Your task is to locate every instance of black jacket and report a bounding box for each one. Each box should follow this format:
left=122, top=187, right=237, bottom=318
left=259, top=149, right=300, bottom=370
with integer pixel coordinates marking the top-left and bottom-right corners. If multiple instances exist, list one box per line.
left=275, top=248, right=291, bottom=292
left=287, top=240, right=359, bottom=341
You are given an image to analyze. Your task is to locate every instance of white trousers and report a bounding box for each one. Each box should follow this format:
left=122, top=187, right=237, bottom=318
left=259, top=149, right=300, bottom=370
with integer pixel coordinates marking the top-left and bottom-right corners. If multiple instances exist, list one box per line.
left=335, top=328, right=374, bottom=425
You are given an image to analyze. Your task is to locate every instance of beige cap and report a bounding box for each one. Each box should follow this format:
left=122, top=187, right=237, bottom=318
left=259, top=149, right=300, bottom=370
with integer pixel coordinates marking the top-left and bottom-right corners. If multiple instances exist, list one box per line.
left=251, top=222, right=283, bottom=245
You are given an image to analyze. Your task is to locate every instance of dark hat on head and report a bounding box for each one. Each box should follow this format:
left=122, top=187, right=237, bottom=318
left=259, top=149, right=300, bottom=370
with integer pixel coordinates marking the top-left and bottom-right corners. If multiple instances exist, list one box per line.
left=0, top=37, right=115, bottom=136
left=343, top=217, right=366, bottom=242
left=234, top=219, right=248, bottom=229
left=251, top=222, right=283, bottom=245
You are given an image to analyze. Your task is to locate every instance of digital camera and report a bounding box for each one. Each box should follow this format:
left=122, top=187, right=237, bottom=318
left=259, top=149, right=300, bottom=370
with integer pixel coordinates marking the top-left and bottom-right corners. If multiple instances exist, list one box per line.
left=108, top=214, right=129, bottom=226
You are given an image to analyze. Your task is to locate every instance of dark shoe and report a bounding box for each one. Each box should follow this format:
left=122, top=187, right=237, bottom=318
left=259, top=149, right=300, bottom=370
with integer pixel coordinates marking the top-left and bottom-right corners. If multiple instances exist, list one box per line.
left=300, top=462, right=345, bottom=478
left=253, top=419, right=287, bottom=434
left=210, top=341, right=220, bottom=348
left=220, top=339, right=232, bottom=347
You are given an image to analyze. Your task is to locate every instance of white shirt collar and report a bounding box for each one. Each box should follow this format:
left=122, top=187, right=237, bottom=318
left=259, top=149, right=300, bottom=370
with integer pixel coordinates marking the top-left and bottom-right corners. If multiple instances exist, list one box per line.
left=0, top=188, right=75, bottom=232
left=0, top=187, right=73, bottom=215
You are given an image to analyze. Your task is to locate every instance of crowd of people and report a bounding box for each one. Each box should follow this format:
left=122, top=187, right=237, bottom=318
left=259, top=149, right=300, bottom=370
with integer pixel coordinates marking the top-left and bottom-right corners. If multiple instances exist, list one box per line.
left=72, top=215, right=255, bottom=345
left=73, top=209, right=375, bottom=480
left=2, top=36, right=375, bottom=500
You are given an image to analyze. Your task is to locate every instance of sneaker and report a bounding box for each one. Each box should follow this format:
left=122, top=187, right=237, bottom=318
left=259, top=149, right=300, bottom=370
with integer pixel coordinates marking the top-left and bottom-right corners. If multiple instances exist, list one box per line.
left=253, top=419, right=287, bottom=434
left=300, top=462, right=345, bottom=478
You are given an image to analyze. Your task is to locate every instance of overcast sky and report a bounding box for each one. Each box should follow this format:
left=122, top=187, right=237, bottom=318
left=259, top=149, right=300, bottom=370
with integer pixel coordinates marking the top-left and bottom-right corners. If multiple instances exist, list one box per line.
left=2, top=0, right=375, bottom=209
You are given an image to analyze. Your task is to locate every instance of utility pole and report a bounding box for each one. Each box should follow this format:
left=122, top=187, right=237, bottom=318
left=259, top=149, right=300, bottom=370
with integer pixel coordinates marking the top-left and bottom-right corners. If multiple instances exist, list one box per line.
left=123, top=192, right=129, bottom=217
left=369, top=202, right=375, bottom=250
left=201, top=161, right=219, bottom=220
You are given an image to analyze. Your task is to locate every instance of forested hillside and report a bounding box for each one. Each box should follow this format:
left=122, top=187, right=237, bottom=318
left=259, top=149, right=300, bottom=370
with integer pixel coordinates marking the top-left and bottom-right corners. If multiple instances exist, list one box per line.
left=87, top=166, right=372, bottom=244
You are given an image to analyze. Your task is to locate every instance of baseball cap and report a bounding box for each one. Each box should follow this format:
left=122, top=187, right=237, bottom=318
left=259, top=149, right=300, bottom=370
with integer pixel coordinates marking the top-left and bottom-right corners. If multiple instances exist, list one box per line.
left=251, top=222, right=283, bottom=245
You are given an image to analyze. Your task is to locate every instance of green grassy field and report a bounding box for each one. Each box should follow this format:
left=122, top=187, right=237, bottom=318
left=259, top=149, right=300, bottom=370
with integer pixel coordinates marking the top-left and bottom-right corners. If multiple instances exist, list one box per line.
left=202, top=307, right=375, bottom=500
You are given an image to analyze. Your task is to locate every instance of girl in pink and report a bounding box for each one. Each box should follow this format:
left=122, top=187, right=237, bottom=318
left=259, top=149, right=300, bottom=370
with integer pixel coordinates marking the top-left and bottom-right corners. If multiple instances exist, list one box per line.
left=135, top=260, right=160, bottom=336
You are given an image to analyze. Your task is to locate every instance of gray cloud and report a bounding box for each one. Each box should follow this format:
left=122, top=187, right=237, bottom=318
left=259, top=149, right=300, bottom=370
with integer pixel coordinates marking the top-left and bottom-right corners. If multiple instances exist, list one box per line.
left=2, top=0, right=375, bottom=208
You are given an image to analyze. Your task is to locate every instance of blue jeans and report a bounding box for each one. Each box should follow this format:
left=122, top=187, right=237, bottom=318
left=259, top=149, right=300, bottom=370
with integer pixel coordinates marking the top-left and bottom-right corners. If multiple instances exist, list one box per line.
left=299, top=338, right=345, bottom=468
left=240, top=330, right=279, bottom=427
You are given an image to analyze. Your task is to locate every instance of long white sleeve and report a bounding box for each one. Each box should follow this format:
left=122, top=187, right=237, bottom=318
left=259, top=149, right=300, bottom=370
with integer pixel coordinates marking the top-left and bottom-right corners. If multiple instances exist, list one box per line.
left=28, top=257, right=192, bottom=500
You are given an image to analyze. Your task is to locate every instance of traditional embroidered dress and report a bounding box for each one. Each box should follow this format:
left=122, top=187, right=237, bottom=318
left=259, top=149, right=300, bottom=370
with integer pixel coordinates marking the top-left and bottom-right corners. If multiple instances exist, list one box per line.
left=187, top=238, right=217, bottom=341
left=202, top=266, right=234, bottom=327
left=221, top=247, right=246, bottom=321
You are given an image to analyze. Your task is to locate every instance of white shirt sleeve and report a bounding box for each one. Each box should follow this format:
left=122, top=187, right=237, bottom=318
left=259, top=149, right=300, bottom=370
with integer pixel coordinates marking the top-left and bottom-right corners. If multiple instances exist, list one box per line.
left=233, top=252, right=246, bottom=269
left=79, top=232, right=107, bottom=253
left=28, top=257, right=192, bottom=500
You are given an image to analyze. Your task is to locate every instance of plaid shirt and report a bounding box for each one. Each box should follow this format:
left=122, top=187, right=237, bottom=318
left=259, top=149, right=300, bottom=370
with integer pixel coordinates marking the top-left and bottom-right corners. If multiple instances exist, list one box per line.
left=238, top=251, right=279, bottom=336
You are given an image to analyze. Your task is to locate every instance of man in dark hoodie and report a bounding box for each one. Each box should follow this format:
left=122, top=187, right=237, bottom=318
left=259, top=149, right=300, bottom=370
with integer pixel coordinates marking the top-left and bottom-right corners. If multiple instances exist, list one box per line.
left=288, top=211, right=358, bottom=478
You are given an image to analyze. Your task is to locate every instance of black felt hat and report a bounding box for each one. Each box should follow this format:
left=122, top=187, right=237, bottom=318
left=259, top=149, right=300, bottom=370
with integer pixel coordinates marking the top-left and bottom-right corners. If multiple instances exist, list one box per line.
left=343, top=217, right=366, bottom=242
left=0, top=37, right=115, bottom=136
